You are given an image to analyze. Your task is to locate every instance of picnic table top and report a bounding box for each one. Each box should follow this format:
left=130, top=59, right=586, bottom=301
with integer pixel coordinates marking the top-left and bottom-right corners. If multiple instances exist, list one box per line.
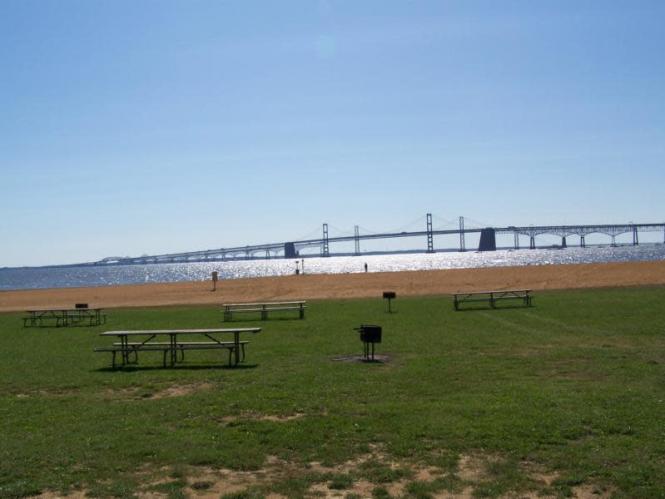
left=454, top=289, right=531, bottom=295
left=27, top=308, right=103, bottom=313
left=100, top=328, right=261, bottom=337
left=222, top=301, right=306, bottom=307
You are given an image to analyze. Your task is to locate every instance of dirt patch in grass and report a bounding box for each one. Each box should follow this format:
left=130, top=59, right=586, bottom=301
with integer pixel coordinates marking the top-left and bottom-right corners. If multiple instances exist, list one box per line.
left=150, top=382, right=214, bottom=400
left=184, top=468, right=266, bottom=498
left=131, top=450, right=612, bottom=499
left=308, top=478, right=375, bottom=497
left=456, top=454, right=493, bottom=482
left=571, top=484, right=615, bottom=498
left=331, top=354, right=392, bottom=363
left=32, top=491, right=89, bottom=498
left=105, top=382, right=214, bottom=400
left=14, top=388, right=81, bottom=399
left=529, top=471, right=560, bottom=486
left=219, top=412, right=307, bottom=425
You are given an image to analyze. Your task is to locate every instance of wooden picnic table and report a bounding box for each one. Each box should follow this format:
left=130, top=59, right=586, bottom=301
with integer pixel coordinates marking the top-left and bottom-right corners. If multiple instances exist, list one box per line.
left=222, top=300, right=307, bottom=321
left=453, top=289, right=533, bottom=310
left=96, top=328, right=261, bottom=368
left=24, top=308, right=106, bottom=327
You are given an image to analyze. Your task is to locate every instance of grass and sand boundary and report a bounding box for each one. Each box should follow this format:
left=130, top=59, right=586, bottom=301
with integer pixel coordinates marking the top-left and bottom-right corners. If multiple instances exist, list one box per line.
left=1, top=261, right=665, bottom=497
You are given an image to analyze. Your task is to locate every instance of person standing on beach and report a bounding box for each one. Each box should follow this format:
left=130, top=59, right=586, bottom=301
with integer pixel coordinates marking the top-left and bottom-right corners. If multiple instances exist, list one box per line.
left=364, top=263, right=368, bottom=272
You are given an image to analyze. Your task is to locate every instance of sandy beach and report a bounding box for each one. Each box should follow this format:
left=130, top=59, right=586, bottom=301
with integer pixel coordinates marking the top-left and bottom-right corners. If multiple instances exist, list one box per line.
left=1, top=260, right=665, bottom=312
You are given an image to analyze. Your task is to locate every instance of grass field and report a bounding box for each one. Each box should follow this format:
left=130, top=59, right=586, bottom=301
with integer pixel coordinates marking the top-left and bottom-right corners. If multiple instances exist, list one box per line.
left=1, top=287, right=664, bottom=498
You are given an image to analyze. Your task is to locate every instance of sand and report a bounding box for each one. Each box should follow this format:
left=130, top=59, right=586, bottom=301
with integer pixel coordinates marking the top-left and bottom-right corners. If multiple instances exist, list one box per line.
left=1, top=260, right=665, bottom=312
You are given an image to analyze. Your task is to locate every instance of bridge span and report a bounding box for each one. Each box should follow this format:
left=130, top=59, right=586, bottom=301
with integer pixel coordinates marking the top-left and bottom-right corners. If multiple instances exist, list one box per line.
left=94, top=215, right=665, bottom=266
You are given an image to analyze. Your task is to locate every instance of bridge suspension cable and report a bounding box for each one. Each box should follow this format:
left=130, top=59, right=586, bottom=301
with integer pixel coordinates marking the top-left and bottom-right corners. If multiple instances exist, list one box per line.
left=392, top=214, right=428, bottom=233
left=463, top=217, right=490, bottom=229
left=293, top=227, right=323, bottom=241
left=327, top=224, right=355, bottom=237
left=357, top=225, right=381, bottom=235
left=431, top=214, right=460, bottom=229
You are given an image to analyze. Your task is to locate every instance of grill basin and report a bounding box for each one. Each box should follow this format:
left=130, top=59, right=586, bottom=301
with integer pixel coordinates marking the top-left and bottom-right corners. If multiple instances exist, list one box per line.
left=354, top=324, right=382, bottom=361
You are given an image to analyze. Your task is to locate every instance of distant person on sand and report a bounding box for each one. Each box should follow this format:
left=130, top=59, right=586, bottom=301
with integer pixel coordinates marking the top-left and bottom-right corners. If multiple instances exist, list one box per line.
left=364, top=263, right=368, bottom=272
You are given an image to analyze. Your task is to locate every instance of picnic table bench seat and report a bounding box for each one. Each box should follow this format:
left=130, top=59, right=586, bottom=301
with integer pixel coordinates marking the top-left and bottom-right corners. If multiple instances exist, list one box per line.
left=111, top=340, right=249, bottom=364
left=453, top=290, right=533, bottom=310
left=223, top=301, right=306, bottom=321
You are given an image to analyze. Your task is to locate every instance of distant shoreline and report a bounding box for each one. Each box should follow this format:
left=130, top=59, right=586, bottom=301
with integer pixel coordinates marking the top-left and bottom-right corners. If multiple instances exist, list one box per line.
left=1, top=260, right=665, bottom=312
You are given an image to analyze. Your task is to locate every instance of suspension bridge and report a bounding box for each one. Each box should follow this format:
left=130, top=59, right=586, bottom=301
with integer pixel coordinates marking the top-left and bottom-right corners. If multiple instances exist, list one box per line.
left=93, top=215, right=665, bottom=266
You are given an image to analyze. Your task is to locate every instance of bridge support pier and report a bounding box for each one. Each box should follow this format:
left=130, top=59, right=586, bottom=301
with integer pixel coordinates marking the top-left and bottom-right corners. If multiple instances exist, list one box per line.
left=633, top=227, right=639, bottom=246
left=561, top=236, right=567, bottom=248
left=478, top=228, right=497, bottom=251
left=284, top=242, right=297, bottom=259
left=530, top=235, right=536, bottom=249
left=611, top=235, right=616, bottom=247
left=514, top=232, right=519, bottom=249
left=580, top=235, right=585, bottom=248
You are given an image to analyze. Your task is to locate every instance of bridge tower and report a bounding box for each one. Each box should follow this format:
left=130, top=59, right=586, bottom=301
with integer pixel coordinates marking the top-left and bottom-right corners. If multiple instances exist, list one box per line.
left=426, top=213, right=434, bottom=253
left=354, top=225, right=360, bottom=256
left=459, top=216, right=466, bottom=252
left=322, top=223, right=330, bottom=257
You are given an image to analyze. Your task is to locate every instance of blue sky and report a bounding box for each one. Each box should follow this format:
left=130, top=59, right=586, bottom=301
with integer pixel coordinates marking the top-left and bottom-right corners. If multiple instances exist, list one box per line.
left=1, top=1, right=664, bottom=266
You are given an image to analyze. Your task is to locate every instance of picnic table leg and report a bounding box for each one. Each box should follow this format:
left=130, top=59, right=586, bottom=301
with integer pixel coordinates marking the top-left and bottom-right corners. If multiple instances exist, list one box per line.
left=299, top=304, right=305, bottom=319
left=490, top=293, right=496, bottom=308
left=121, top=336, right=129, bottom=365
left=170, top=334, right=177, bottom=366
left=261, top=305, right=267, bottom=321
left=234, top=332, right=240, bottom=366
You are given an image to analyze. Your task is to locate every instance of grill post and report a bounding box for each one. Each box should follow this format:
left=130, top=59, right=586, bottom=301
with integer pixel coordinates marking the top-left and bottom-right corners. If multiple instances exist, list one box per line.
left=382, top=291, right=396, bottom=313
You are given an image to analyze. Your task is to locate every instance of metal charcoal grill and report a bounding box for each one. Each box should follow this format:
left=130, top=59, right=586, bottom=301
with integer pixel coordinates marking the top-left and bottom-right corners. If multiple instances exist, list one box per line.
left=354, top=324, right=382, bottom=361
left=382, top=291, right=396, bottom=312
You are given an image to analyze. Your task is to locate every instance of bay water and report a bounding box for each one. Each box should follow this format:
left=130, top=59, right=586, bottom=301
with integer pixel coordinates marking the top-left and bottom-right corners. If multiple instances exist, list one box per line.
left=1, top=245, right=664, bottom=291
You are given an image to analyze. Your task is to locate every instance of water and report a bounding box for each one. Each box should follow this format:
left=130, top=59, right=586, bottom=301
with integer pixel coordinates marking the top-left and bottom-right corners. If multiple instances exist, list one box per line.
left=1, top=245, right=664, bottom=291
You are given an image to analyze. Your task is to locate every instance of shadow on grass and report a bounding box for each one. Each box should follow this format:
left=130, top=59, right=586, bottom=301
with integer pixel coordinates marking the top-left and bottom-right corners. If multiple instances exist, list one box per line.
left=455, top=305, right=536, bottom=312
left=94, top=363, right=259, bottom=373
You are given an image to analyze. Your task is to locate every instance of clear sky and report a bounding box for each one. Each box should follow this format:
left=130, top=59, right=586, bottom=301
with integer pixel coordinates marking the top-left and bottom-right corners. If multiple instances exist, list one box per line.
left=2, top=1, right=664, bottom=266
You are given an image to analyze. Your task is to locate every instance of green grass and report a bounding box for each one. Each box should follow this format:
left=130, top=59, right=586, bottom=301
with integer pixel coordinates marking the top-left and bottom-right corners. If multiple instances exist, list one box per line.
left=1, top=287, right=665, bottom=497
